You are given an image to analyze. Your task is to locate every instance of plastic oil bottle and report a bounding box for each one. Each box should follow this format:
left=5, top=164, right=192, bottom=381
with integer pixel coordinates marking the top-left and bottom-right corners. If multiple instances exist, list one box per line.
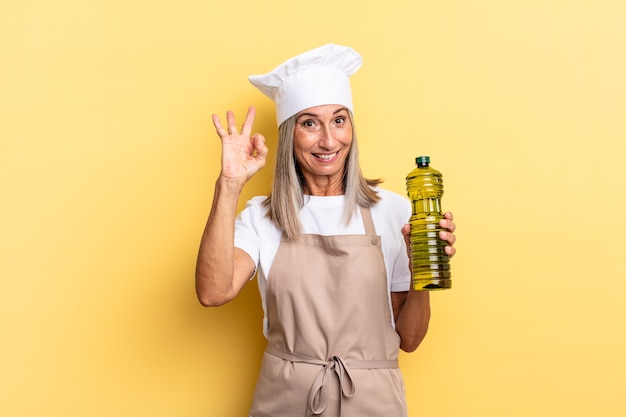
left=406, top=156, right=451, bottom=290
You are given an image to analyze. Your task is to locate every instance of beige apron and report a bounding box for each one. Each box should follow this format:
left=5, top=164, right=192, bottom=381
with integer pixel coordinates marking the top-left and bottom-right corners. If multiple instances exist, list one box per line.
left=249, top=206, right=407, bottom=417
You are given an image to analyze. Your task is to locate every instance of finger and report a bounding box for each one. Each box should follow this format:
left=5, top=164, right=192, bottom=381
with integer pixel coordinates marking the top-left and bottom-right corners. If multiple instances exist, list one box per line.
left=212, top=114, right=227, bottom=138
left=439, top=230, right=456, bottom=245
left=241, top=106, right=256, bottom=137
left=445, top=245, right=456, bottom=257
left=439, top=218, right=456, bottom=233
left=444, top=211, right=454, bottom=221
left=251, top=133, right=269, bottom=161
left=226, top=110, right=238, bottom=135
left=399, top=224, right=411, bottom=255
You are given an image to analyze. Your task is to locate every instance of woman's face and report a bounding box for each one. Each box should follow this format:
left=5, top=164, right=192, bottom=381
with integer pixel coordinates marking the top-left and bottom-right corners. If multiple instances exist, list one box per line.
left=293, top=104, right=353, bottom=195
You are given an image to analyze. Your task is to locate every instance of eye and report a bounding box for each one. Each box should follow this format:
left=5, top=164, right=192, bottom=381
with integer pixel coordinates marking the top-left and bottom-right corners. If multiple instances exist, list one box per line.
left=300, top=119, right=316, bottom=128
left=334, top=116, right=346, bottom=125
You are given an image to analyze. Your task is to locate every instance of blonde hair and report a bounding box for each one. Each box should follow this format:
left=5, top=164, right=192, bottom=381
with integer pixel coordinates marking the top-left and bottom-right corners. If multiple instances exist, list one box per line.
left=263, top=111, right=382, bottom=239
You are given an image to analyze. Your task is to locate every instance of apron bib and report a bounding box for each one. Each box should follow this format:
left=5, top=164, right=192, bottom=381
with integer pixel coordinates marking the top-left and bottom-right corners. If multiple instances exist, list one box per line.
left=249, top=206, right=407, bottom=417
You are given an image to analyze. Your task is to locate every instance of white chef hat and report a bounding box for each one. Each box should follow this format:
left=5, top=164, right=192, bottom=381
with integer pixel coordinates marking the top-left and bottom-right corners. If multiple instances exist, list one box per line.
left=249, top=44, right=363, bottom=126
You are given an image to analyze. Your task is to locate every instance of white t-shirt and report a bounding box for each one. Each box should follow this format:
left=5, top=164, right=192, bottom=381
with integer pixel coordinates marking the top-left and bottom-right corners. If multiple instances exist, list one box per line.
left=234, top=187, right=412, bottom=337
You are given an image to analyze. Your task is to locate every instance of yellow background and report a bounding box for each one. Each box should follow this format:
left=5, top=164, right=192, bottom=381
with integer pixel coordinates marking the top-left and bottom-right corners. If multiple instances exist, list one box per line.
left=2, top=0, right=625, bottom=416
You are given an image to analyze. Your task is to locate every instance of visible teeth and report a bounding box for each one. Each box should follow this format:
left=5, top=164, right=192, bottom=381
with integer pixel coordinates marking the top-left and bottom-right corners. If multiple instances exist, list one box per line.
left=314, top=152, right=337, bottom=160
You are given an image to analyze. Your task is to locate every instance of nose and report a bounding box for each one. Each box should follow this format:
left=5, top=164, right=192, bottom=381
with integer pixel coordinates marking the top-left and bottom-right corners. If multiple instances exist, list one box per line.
left=318, top=125, right=336, bottom=150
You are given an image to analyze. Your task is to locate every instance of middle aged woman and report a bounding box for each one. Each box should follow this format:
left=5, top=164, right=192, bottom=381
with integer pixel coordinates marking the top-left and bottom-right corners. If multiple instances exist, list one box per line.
left=196, top=44, right=457, bottom=417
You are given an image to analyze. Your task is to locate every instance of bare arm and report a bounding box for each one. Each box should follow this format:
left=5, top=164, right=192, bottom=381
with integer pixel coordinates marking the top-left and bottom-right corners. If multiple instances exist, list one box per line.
left=195, top=107, right=268, bottom=307
left=392, top=213, right=456, bottom=352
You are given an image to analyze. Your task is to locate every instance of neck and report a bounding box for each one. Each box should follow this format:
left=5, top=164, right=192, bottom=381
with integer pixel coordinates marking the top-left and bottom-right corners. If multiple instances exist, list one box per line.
left=303, top=176, right=344, bottom=196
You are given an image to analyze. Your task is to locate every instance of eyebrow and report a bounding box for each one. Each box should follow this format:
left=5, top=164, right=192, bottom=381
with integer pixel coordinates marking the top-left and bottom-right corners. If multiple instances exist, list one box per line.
left=296, top=107, right=350, bottom=118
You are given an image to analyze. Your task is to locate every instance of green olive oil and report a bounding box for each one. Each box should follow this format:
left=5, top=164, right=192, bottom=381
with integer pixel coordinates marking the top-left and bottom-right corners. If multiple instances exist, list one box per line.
left=406, top=156, right=451, bottom=290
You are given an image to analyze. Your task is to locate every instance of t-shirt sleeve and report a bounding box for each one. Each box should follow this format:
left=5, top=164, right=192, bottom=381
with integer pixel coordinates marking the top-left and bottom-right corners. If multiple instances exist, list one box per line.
left=234, top=198, right=263, bottom=268
left=389, top=193, right=412, bottom=292
left=390, top=244, right=411, bottom=292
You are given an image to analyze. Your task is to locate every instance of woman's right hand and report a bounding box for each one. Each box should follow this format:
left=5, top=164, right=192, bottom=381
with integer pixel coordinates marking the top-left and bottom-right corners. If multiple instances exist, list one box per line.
left=212, top=106, right=268, bottom=188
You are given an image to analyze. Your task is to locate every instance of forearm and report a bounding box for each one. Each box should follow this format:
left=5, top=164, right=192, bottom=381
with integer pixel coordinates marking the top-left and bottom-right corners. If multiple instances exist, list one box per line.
left=392, top=290, right=431, bottom=352
left=195, top=177, right=245, bottom=306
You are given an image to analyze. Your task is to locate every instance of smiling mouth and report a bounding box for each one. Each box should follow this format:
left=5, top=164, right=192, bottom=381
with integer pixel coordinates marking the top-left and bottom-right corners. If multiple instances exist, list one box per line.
left=313, top=151, right=339, bottom=161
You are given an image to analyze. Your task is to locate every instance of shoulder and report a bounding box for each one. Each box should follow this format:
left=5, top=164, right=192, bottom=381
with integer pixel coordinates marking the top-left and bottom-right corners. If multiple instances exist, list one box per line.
left=243, top=195, right=269, bottom=208
left=240, top=195, right=269, bottom=214
left=235, top=195, right=281, bottom=251
left=374, top=187, right=408, bottom=202
left=372, top=187, right=411, bottom=211
left=369, top=186, right=411, bottom=226
left=236, top=196, right=270, bottom=226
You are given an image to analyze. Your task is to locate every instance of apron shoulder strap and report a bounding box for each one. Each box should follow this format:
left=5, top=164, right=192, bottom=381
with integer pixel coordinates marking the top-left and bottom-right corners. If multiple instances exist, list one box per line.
left=358, top=205, right=377, bottom=236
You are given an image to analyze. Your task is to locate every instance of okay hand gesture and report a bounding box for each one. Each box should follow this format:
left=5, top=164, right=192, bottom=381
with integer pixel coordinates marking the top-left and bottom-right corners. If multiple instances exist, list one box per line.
left=212, top=106, right=268, bottom=189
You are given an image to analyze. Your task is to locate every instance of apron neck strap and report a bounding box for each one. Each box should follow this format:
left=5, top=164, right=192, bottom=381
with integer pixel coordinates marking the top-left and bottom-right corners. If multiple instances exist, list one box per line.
left=358, top=206, right=377, bottom=236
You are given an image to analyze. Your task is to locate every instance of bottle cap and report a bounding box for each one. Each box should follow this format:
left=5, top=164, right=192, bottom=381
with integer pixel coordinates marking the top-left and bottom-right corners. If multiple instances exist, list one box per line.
left=416, top=156, right=430, bottom=167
